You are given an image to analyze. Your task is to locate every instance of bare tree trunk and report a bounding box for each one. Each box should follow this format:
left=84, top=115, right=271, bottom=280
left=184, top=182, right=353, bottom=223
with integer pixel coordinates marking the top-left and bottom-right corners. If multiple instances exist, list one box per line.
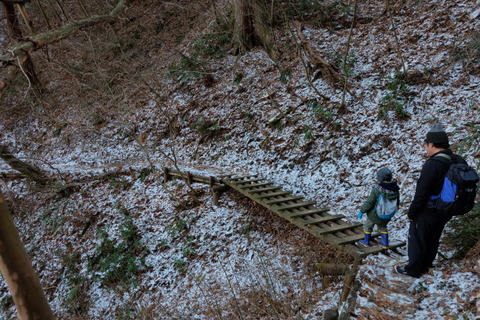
left=233, top=0, right=273, bottom=56
left=0, top=144, right=47, bottom=185
left=3, top=2, right=23, bottom=39
left=0, top=193, right=55, bottom=320
left=0, top=0, right=128, bottom=98
left=2, top=2, right=42, bottom=92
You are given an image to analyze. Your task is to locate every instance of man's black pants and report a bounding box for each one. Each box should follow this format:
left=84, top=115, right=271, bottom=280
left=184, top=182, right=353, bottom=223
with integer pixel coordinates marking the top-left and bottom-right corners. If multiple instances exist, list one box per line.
left=405, top=210, right=451, bottom=276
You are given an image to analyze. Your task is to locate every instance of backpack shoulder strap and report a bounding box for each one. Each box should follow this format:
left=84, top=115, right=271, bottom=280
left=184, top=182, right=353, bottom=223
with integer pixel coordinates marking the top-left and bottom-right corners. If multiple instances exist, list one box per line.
left=434, top=153, right=451, bottom=161
left=432, top=153, right=452, bottom=167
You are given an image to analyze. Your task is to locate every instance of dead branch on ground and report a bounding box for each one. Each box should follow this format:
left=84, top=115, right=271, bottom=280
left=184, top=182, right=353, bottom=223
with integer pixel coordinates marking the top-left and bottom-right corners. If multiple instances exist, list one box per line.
left=292, top=21, right=341, bottom=87
left=0, top=144, right=49, bottom=185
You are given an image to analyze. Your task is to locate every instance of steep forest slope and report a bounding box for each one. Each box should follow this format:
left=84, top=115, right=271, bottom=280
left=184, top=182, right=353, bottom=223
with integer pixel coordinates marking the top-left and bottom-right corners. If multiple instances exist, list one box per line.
left=0, top=0, right=479, bottom=319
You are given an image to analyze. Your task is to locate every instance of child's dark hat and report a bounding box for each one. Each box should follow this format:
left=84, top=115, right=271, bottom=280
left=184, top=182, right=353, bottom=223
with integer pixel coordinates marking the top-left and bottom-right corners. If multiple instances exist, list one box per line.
left=377, top=168, right=392, bottom=182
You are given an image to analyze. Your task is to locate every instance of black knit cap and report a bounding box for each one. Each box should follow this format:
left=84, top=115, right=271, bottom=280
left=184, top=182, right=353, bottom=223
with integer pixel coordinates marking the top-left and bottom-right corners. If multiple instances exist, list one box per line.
left=424, top=123, right=449, bottom=144
left=377, top=167, right=393, bottom=182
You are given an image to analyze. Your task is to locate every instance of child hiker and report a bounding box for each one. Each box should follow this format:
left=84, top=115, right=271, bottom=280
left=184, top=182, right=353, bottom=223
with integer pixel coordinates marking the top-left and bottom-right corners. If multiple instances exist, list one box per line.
left=357, top=167, right=400, bottom=248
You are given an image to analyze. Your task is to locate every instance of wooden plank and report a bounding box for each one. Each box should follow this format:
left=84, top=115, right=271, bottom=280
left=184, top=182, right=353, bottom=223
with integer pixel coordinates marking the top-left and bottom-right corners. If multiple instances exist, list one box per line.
left=255, top=191, right=293, bottom=199
left=275, top=202, right=317, bottom=211
left=333, top=232, right=379, bottom=245
left=231, top=178, right=266, bottom=185
left=167, top=170, right=222, bottom=186
left=218, top=169, right=406, bottom=259
left=387, top=241, right=407, bottom=251
left=240, top=182, right=273, bottom=189
left=224, top=175, right=259, bottom=181
left=354, top=240, right=406, bottom=257
left=312, top=222, right=363, bottom=235
left=302, top=214, right=346, bottom=225
left=287, top=208, right=329, bottom=217
left=246, top=186, right=283, bottom=193
left=264, top=196, right=304, bottom=205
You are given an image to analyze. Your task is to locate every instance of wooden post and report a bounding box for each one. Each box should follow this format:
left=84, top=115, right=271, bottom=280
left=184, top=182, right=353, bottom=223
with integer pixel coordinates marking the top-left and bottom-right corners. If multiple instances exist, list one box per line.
left=0, top=193, right=55, bottom=319
left=211, top=185, right=227, bottom=205
left=338, top=281, right=361, bottom=320
left=163, top=167, right=170, bottom=182
left=323, top=309, right=339, bottom=320
left=317, top=262, right=358, bottom=305
left=340, top=269, right=357, bottom=303
left=186, top=172, right=193, bottom=185
left=212, top=190, right=220, bottom=205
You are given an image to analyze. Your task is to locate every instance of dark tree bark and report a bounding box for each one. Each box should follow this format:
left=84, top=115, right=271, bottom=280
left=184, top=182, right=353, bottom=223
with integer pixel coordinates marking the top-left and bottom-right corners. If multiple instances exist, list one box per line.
left=233, top=0, right=273, bottom=55
left=0, top=0, right=128, bottom=98
left=2, top=1, right=42, bottom=92
left=3, top=2, right=23, bottom=38
left=0, top=192, right=55, bottom=320
left=1, top=1, right=32, bottom=3
left=0, top=144, right=48, bottom=185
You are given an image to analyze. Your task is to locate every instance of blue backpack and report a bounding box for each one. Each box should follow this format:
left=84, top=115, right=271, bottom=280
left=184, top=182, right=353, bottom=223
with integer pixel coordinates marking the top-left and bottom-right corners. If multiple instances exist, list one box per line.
left=375, top=193, right=398, bottom=219
left=427, top=154, right=479, bottom=216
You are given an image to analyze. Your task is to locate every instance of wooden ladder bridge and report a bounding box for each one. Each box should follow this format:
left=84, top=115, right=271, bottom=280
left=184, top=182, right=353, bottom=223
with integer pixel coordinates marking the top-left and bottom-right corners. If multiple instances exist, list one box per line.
left=164, top=167, right=406, bottom=261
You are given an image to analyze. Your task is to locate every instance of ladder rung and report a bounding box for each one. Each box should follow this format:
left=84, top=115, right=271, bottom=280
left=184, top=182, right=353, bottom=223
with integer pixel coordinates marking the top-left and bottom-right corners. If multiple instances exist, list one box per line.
left=314, top=222, right=363, bottom=235
left=355, top=241, right=406, bottom=257
left=255, top=191, right=293, bottom=199
left=232, top=178, right=266, bottom=185
left=287, top=208, right=329, bottom=217
left=302, top=214, right=345, bottom=225
left=240, top=182, right=273, bottom=189
left=225, top=175, right=259, bottom=181
left=334, top=232, right=379, bottom=245
left=249, top=186, right=283, bottom=193
left=275, top=202, right=317, bottom=211
left=264, top=196, right=304, bottom=205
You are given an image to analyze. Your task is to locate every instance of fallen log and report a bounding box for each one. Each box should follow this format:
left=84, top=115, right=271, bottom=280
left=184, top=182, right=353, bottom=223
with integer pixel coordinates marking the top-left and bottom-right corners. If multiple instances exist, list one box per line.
left=0, top=144, right=48, bottom=184
left=317, top=262, right=349, bottom=275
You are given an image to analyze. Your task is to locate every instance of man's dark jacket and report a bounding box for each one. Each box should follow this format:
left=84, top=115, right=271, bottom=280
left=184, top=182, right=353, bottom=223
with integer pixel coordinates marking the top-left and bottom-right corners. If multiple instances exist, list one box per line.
left=407, top=149, right=467, bottom=220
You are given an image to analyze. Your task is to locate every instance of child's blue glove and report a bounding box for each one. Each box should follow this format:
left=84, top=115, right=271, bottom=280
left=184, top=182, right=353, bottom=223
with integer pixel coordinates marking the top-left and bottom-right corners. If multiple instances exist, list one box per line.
left=357, top=212, right=363, bottom=219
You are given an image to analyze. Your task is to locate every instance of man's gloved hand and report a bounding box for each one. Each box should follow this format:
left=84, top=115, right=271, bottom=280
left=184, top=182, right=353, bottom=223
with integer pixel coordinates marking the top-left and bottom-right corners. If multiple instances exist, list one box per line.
left=357, top=212, right=363, bottom=219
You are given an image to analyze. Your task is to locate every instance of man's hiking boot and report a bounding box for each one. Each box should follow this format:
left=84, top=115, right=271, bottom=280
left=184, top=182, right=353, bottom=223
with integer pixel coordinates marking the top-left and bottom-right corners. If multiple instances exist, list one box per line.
left=379, top=232, right=389, bottom=248
left=358, top=232, right=371, bottom=247
left=393, top=265, right=420, bottom=278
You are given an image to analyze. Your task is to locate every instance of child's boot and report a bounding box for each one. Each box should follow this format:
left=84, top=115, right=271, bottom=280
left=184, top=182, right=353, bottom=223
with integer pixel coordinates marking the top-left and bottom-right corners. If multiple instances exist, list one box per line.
left=380, top=232, right=389, bottom=248
left=358, top=232, right=371, bottom=247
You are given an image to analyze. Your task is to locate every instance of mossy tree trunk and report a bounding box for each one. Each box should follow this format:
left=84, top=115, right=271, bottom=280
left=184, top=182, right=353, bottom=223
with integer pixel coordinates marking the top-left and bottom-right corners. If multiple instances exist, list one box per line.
left=0, top=144, right=48, bottom=185
left=233, top=0, right=274, bottom=56
left=0, top=193, right=55, bottom=320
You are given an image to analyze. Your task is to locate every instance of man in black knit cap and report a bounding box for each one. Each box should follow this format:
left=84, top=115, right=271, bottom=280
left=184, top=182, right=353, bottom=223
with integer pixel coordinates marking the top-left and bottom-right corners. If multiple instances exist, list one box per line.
left=394, top=124, right=467, bottom=278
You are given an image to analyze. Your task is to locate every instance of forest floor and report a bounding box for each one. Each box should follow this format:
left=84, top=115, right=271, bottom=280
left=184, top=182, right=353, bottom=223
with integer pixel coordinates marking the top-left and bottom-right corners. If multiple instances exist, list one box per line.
left=1, top=0, right=480, bottom=319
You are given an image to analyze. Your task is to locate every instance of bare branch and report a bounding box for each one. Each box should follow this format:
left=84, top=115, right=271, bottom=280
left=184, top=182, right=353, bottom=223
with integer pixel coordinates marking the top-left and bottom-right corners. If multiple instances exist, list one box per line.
left=0, top=0, right=129, bottom=98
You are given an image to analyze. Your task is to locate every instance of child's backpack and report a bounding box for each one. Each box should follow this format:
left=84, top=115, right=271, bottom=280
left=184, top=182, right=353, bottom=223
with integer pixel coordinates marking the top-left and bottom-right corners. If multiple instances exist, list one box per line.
left=375, top=193, right=398, bottom=219
left=428, top=154, right=479, bottom=216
